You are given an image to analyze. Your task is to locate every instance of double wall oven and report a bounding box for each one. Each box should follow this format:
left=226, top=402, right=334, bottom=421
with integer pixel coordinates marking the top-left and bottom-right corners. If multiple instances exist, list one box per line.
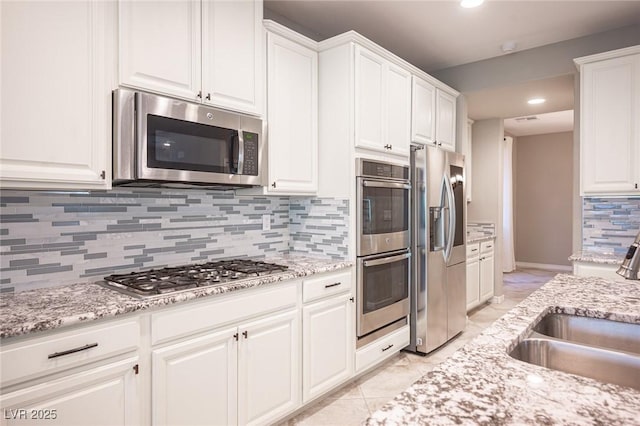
left=356, top=159, right=411, bottom=347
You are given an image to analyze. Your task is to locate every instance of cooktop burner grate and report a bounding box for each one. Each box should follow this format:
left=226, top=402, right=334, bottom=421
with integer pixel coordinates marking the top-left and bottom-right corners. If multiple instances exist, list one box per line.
left=102, top=259, right=289, bottom=298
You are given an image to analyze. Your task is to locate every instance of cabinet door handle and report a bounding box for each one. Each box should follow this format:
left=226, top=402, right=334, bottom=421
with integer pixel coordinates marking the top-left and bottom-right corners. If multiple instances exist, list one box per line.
left=242, top=330, right=248, bottom=339
left=196, top=91, right=202, bottom=99
left=324, top=282, right=341, bottom=289
left=636, top=183, right=638, bottom=189
left=48, top=343, right=98, bottom=359
left=271, top=182, right=276, bottom=188
left=100, top=170, right=106, bottom=180
left=350, top=297, right=354, bottom=303
left=381, top=344, right=394, bottom=352
left=438, top=142, right=442, bottom=147
left=233, top=333, right=239, bottom=341
left=206, top=93, right=211, bottom=101
left=433, top=141, right=438, bottom=145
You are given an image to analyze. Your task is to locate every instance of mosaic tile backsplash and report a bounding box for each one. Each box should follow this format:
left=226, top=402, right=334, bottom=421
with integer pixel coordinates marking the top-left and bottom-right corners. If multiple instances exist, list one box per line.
left=0, top=190, right=349, bottom=293
left=582, top=197, right=640, bottom=255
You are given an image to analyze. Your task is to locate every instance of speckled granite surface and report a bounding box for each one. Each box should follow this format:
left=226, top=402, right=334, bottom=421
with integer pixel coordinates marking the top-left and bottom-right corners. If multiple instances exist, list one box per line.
left=569, top=250, right=625, bottom=265
left=366, top=274, right=640, bottom=425
left=0, top=255, right=352, bottom=339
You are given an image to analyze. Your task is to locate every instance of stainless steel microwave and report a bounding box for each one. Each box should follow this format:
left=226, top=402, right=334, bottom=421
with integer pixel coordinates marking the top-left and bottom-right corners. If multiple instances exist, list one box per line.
left=113, top=88, right=265, bottom=188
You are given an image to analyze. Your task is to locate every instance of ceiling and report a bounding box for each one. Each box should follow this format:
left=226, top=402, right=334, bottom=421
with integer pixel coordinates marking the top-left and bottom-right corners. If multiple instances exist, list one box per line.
left=265, top=0, right=640, bottom=135
left=504, top=110, right=574, bottom=137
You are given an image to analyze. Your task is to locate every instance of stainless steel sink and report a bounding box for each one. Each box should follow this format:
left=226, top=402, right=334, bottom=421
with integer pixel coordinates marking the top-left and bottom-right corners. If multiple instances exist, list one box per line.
left=510, top=313, right=640, bottom=390
left=533, top=313, right=640, bottom=354
left=510, top=338, right=640, bottom=390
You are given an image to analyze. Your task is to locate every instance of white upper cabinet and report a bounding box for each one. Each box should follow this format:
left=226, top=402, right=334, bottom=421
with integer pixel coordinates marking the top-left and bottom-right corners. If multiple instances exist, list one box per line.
left=119, top=0, right=263, bottom=116
left=355, top=46, right=411, bottom=158
left=411, top=77, right=457, bottom=152
left=265, top=27, right=318, bottom=194
left=411, top=76, right=436, bottom=145
left=119, top=0, right=201, bottom=101
left=0, top=0, right=115, bottom=190
left=576, top=47, right=640, bottom=195
left=435, top=89, right=457, bottom=152
left=202, top=0, right=263, bottom=115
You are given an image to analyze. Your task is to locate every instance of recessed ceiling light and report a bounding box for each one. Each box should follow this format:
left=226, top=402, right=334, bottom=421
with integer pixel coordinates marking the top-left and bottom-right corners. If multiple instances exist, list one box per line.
left=527, top=98, right=546, bottom=105
left=460, top=0, right=484, bottom=8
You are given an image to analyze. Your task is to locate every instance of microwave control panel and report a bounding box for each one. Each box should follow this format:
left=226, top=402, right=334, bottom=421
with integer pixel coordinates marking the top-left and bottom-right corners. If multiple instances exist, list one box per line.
left=242, top=132, right=259, bottom=176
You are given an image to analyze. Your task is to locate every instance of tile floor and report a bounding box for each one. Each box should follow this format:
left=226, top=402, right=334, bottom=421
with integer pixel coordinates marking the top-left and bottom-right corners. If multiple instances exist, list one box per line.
left=282, top=268, right=558, bottom=425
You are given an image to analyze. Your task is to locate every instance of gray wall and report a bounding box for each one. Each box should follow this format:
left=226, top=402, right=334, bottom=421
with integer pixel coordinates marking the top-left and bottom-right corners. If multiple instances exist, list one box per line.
left=432, top=24, right=640, bottom=92
left=468, top=119, right=504, bottom=297
left=514, top=132, right=573, bottom=267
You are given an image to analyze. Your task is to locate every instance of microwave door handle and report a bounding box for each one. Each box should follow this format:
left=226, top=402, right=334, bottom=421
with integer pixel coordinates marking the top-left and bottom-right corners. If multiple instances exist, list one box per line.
left=363, top=252, right=411, bottom=267
left=236, top=131, right=244, bottom=175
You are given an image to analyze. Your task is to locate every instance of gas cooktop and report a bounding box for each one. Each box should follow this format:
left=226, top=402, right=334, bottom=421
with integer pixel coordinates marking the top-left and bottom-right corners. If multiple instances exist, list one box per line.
left=101, top=259, right=289, bottom=299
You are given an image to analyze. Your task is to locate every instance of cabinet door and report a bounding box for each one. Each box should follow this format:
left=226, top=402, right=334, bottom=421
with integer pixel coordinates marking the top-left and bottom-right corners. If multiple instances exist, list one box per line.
left=385, top=63, right=412, bottom=158
left=355, top=46, right=385, bottom=152
left=266, top=32, right=318, bottom=194
left=202, top=0, right=263, bottom=115
left=581, top=54, right=640, bottom=194
left=0, top=357, right=140, bottom=426
left=466, top=258, right=480, bottom=312
left=152, top=328, right=237, bottom=426
left=435, top=89, right=457, bottom=152
left=302, top=293, right=354, bottom=402
left=0, top=0, right=114, bottom=190
left=479, top=254, right=495, bottom=302
left=411, top=76, right=436, bottom=145
left=238, top=309, right=300, bottom=426
left=119, top=0, right=201, bottom=101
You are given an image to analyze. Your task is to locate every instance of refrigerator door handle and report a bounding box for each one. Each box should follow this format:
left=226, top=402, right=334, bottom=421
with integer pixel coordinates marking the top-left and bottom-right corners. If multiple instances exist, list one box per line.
left=444, top=172, right=456, bottom=262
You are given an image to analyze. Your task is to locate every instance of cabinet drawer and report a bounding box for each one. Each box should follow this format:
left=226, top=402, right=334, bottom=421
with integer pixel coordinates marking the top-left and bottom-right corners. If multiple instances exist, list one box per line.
left=151, top=281, right=298, bottom=345
left=480, top=240, right=495, bottom=253
left=466, top=243, right=480, bottom=258
left=355, top=324, right=409, bottom=373
left=0, top=319, right=139, bottom=385
left=303, top=270, right=351, bottom=303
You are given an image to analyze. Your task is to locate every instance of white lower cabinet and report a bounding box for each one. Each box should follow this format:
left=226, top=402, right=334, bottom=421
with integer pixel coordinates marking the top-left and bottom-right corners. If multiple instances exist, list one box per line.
left=1, top=357, right=140, bottom=426
left=238, top=309, right=300, bottom=426
left=466, top=250, right=480, bottom=311
left=479, top=250, right=495, bottom=302
left=0, top=318, right=141, bottom=426
left=302, top=293, right=354, bottom=402
left=151, top=288, right=300, bottom=426
left=152, top=327, right=238, bottom=426
left=466, top=240, right=495, bottom=312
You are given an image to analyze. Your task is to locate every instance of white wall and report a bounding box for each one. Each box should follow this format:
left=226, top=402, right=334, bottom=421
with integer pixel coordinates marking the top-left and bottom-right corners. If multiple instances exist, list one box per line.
left=469, top=118, right=504, bottom=297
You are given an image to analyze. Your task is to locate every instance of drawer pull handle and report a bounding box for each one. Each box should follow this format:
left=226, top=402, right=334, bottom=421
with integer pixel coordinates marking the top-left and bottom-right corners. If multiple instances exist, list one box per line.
left=48, top=343, right=98, bottom=359
left=382, top=344, right=394, bottom=352
left=324, top=282, right=341, bottom=289
left=471, top=249, right=478, bottom=252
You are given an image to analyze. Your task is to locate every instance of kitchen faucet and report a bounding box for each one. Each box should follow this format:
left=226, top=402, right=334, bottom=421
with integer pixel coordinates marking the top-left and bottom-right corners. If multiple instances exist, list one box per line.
left=616, top=231, right=640, bottom=280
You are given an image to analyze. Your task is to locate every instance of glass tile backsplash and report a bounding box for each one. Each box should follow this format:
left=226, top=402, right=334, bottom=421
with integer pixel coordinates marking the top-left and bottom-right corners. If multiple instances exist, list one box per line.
left=0, top=189, right=348, bottom=293
left=582, top=197, right=640, bottom=255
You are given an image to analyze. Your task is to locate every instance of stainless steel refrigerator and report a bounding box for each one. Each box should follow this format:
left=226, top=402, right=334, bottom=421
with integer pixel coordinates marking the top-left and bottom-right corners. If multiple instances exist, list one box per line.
left=407, top=144, right=466, bottom=354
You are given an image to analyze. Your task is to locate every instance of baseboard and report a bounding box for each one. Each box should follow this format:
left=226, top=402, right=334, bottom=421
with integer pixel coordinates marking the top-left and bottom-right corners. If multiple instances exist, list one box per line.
left=515, top=262, right=572, bottom=272
left=490, top=295, right=504, bottom=304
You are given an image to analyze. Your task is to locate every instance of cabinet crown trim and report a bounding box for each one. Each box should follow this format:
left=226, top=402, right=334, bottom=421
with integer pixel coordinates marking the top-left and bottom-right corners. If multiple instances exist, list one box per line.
left=263, top=19, right=319, bottom=50
left=318, top=30, right=459, bottom=97
left=574, top=44, right=640, bottom=67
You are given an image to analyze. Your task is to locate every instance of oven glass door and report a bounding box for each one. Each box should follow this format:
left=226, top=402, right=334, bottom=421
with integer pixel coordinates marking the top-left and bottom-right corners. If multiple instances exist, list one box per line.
left=358, top=250, right=410, bottom=336
left=359, top=179, right=410, bottom=255
left=146, top=114, right=239, bottom=174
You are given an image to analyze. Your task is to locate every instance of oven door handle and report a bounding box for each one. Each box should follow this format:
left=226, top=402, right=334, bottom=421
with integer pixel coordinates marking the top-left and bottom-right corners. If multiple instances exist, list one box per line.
left=363, top=252, right=411, bottom=267
left=362, top=180, right=411, bottom=190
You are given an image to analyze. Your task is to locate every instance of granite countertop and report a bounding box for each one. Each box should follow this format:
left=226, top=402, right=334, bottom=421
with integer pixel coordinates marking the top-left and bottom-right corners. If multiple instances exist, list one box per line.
left=366, top=274, right=640, bottom=425
left=0, top=255, right=352, bottom=340
left=569, top=250, right=625, bottom=265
